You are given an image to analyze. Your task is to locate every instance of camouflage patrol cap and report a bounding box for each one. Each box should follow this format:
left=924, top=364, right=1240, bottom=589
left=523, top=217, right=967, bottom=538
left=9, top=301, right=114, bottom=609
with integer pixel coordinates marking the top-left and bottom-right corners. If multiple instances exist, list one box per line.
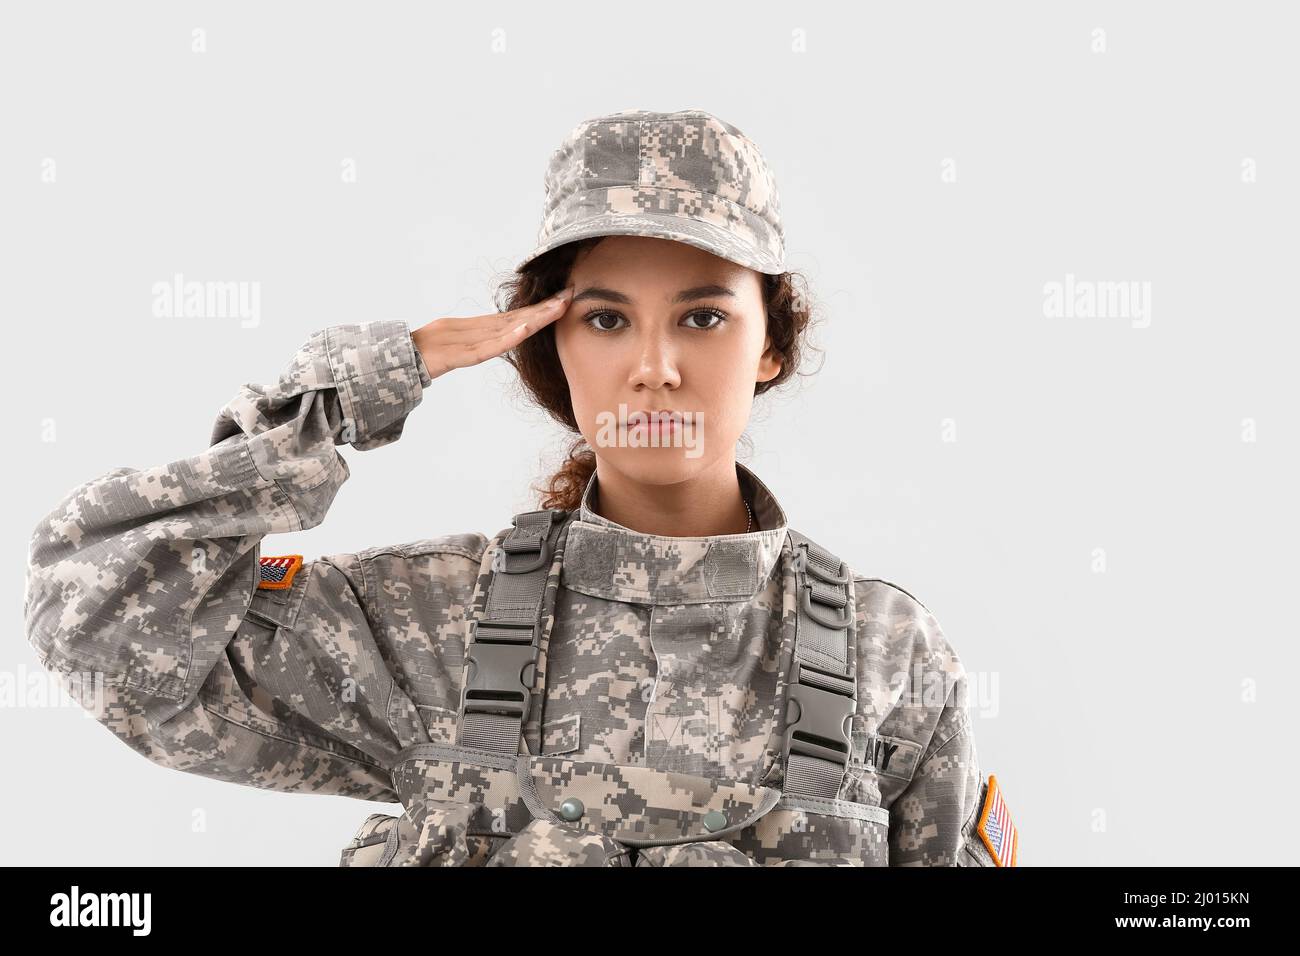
left=518, top=108, right=787, bottom=275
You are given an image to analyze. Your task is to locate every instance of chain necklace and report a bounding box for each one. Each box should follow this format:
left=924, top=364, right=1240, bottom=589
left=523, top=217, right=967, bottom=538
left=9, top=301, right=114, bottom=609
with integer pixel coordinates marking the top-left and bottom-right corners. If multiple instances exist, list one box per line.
left=743, top=496, right=753, bottom=533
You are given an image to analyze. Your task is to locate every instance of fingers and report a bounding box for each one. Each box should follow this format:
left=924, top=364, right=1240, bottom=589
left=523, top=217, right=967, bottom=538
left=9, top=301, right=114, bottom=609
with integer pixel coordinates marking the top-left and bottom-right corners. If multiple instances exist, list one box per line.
left=432, top=286, right=574, bottom=344
left=427, top=286, right=574, bottom=374
left=502, top=285, right=573, bottom=338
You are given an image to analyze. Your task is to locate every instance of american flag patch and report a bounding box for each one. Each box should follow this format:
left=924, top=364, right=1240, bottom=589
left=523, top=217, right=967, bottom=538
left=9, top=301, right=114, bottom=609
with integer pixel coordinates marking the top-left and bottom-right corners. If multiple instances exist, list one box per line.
left=976, top=774, right=1019, bottom=867
left=257, top=554, right=303, bottom=591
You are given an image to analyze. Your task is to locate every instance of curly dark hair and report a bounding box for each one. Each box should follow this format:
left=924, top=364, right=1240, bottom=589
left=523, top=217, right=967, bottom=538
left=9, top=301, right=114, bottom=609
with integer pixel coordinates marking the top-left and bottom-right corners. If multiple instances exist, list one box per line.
left=495, top=237, right=823, bottom=511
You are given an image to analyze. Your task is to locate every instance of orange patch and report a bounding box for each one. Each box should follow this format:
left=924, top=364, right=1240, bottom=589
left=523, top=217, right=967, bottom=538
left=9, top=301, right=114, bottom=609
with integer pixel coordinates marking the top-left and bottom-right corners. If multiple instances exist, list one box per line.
left=976, top=774, right=1019, bottom=867
left=257, top=554, right=303, bottom=591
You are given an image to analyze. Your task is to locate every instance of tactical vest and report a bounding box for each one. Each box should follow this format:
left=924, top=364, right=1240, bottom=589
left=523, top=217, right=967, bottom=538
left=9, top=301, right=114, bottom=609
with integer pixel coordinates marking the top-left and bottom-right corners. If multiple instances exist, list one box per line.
left=340, top=507, right=883, bottom=867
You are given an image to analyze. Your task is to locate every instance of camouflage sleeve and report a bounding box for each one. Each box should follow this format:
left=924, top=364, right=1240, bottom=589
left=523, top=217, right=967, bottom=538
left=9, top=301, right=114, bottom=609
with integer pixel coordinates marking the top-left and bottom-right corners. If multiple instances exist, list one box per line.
left=23, top=320, right=431, bottom=801
left=889, top=673, right=999, bottom=866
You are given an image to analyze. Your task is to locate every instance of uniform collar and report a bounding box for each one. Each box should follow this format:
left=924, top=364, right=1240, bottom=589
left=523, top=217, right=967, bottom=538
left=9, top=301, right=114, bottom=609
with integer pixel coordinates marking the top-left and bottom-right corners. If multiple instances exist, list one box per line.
left=560, top=461, right=790, bottom=605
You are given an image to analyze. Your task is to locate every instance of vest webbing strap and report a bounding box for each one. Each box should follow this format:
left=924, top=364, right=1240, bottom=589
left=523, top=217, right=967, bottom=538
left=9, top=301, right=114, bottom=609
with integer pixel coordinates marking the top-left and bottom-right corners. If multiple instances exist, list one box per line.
left=456, top=509, right=567, bottom=753
left=455, top=513, right=858, bottom=805
left=781, top=529, right=857, bottom=800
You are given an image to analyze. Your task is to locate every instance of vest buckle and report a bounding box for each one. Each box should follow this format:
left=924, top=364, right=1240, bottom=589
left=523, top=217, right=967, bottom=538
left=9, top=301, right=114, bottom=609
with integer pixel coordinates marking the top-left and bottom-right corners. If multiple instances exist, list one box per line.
left=459, top=621, right=538, bottom=726
left=782, top=661, right=855, bottom=771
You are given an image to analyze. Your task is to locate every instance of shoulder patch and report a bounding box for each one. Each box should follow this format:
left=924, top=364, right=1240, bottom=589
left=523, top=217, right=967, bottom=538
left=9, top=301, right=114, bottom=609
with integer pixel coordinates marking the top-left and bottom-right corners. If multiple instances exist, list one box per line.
left=976, top=774, right=1019, bottom=866
left=257, top=554, right=304, bottom=590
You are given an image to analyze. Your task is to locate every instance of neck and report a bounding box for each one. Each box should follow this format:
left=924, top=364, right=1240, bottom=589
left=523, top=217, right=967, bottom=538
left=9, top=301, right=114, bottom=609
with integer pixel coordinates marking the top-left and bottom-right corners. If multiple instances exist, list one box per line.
left=589, top=458, right=753, bottom=537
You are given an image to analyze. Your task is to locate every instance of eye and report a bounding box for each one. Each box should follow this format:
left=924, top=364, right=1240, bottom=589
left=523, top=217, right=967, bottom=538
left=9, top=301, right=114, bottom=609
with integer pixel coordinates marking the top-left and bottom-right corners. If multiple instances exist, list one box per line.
left=682, top=308, right=728, bottom=331
left=580, top=308, right=729, bottom=333
left=582, top=310, right=628, bottom=332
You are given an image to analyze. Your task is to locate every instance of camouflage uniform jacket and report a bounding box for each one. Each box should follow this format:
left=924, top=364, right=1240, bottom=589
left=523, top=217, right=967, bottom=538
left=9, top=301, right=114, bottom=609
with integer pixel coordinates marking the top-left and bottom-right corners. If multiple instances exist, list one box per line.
left=24, top=321, right=1013, bottom=867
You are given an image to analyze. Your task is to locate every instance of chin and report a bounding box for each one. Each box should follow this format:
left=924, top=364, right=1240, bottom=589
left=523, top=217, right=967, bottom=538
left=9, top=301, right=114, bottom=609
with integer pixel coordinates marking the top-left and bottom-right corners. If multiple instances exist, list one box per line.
left=605, top=449, right=713, bottom=486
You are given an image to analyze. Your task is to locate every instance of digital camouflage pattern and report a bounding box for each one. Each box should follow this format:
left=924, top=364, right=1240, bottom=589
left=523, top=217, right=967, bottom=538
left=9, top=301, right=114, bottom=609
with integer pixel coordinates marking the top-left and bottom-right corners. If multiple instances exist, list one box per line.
left=24, top=321, right=1010, bottom=866
left=518, top=108, right=787, bottom=276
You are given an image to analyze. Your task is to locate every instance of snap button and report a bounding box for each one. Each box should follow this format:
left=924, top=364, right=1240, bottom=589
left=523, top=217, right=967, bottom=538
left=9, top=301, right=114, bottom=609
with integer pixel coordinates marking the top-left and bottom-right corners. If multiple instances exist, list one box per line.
left=702, top=809, right=729, bottom=832
left=558, top=797, right=585, bottom=821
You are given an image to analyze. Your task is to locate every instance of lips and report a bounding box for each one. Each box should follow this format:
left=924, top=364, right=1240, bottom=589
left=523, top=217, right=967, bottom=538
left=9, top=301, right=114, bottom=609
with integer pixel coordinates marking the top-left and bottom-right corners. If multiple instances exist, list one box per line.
left=625, top=409, right=684, bottom=426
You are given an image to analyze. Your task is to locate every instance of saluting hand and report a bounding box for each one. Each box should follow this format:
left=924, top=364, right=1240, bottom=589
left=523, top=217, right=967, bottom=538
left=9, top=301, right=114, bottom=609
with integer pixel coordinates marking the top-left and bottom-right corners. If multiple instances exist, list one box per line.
left=411, top=285, right=574, bottom=381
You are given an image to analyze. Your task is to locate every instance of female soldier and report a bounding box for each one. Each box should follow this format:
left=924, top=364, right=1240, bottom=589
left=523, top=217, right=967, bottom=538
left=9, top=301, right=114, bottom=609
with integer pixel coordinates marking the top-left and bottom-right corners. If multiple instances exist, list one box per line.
left=24, top=108, right=1016, bottom=867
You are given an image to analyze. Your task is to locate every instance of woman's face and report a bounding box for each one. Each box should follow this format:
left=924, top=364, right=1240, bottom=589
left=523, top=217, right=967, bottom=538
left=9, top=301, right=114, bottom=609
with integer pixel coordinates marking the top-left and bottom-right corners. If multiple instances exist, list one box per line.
left=553, top=235, right=782, bottom=487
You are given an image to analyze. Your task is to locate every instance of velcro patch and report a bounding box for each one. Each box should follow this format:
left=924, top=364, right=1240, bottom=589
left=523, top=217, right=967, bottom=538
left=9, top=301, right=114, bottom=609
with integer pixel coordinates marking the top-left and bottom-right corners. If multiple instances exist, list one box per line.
left=976, top=774, right=1019, bottom=867
left=257, top=554, right=303, bottom=591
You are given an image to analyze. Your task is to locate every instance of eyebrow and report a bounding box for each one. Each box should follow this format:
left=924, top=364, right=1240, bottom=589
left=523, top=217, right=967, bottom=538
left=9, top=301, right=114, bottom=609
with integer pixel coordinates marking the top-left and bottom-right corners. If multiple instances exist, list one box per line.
left=570, top=284, right=737, bottom=306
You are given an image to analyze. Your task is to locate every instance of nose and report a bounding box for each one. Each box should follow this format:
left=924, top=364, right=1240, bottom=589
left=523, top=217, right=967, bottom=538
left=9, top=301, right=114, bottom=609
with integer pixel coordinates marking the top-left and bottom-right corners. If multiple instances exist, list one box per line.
left=627, top=325, right=682, bottom=392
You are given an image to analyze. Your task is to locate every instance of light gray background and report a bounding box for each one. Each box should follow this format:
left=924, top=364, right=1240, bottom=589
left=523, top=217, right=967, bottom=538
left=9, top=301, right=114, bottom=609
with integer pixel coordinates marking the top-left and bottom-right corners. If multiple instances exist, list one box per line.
left=2, top=0, right=1294, bottom=866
